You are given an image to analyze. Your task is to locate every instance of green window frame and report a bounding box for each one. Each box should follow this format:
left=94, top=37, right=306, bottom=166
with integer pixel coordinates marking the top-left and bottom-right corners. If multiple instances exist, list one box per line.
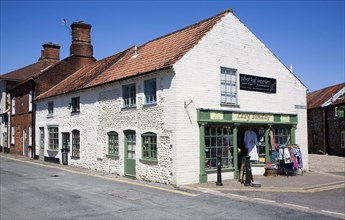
left=205, top=126, right=234, bottom=169
left=72, top=129, right=80, bottom=158
left=220, top=67, right=237, bottom=105
left=144, top=78, right=156, bottom=104
left=142, top=132, right=157, bottom=160
left=273, top=127, right=291, bottom=145
left=122, top=84, right=136, bottom=107
left=108, top=131, right=119, bottom=156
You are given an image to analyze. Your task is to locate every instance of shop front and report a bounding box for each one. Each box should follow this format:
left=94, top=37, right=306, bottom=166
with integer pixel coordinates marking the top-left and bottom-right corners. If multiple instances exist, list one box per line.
left=198, top=109, right=298, bottom=183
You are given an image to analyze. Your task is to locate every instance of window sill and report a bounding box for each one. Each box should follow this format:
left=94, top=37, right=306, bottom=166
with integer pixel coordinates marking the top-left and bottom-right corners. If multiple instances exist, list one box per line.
left=143, top=102, right=157, bottom=108
left=140, top=158, right=158, bottom=165
left=121, top=106, right=137, bottom=110
left=106, top=154, right=119, bottom=160
left=71, top=111, right=80, bottom=115
left=71, top=156, right=80, bottom=160
left=47, top=149, right=59, bottom=152
left=220, top=103, right=240, bottom=108
left=46, top=114, right=54, bottom=118
left=206, top=168, right=235, bottom=174
left=252, top=163, right=266, bottom=167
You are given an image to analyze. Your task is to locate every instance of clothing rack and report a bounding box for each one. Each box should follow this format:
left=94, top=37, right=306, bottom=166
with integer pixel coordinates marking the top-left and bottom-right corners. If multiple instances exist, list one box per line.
left=277, top=145, right=303, bottom=176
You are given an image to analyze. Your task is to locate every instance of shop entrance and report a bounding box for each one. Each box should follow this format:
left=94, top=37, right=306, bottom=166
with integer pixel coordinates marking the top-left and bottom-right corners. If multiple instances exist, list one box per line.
left=237, top=126, right=267, bottom=168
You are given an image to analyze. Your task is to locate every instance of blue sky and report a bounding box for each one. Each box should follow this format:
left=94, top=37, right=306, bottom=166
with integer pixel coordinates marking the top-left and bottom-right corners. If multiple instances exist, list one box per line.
left=0, top=1, right=344, bottom=92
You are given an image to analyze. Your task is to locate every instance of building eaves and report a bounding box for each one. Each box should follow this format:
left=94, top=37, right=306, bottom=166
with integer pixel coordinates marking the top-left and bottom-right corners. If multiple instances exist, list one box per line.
left=307, top=83, right=345, bottom=109
left=35, top=9, right=231, bottom=101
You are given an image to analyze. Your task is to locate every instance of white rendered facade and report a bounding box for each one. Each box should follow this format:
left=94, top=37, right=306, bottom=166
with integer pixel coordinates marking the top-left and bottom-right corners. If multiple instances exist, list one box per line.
left=35, top=12, right=307, bottom=186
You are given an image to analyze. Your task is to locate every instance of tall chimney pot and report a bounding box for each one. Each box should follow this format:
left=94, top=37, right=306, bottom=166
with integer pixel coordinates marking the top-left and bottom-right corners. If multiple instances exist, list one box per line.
left=70, top=21, right=93, bottom=57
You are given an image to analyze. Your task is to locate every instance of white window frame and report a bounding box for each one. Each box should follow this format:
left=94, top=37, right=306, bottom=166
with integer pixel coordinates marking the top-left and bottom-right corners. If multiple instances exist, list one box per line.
left=11, top=126, right=15, bottom=144
left=29, top=90, right=33, bottom=112
left=144, top=78, right=157, bottom=105
left=11, top=97, right=15, bottom=115
left=48, top=126, right=59, bottom=151
left=220, top=67, right=238, bottom=105
left=29, top=125, right=32, bottom=146
left=341, top=131, right=345, bottom=148
left=122, top=84, right=136, bottom=108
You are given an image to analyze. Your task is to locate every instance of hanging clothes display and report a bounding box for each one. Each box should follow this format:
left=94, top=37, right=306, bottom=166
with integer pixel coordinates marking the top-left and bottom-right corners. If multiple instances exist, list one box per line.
left=244, top=129, right=259, bottom=161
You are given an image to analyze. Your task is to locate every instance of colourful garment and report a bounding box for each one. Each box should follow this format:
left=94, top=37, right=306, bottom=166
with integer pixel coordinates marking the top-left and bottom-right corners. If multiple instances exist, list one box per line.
left=244, top=130, right=258, bottom=161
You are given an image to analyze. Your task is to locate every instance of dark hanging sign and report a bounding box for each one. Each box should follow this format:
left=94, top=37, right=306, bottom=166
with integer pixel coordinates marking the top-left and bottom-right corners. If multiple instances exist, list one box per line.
left=239, top=74, right=277, bottom=93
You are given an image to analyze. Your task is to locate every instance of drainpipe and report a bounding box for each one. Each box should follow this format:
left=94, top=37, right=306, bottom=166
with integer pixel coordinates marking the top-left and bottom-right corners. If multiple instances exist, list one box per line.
left=322, top=108, right=327, bottom=154
left=31, top=80, right=36, bottom=159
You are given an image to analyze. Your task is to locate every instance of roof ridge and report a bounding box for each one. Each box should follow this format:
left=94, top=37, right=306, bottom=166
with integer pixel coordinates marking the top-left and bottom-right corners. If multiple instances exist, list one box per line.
left=140, top=9, right=232, bottom=48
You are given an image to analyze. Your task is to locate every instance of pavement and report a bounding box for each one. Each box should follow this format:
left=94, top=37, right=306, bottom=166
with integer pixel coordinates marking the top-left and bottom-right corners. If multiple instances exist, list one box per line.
left=1, top=152, right=344, bottom=194
left=182, top=154, right=345, bottom=193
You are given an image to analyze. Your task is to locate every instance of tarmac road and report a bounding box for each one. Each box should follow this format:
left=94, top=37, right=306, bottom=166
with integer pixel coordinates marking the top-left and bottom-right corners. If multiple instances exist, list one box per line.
left=0, top=155, right=342, bottom=220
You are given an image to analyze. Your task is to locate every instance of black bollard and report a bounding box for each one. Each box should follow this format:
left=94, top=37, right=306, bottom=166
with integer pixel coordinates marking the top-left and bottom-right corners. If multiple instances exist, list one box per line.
left=216, top=155, right=223, bottom=186
left=244, top=156, right=252, bottom=186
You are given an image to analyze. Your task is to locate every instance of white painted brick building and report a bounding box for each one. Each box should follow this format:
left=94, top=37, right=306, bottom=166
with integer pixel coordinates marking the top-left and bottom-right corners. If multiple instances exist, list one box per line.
left=35, top=9, right=308, bottom=186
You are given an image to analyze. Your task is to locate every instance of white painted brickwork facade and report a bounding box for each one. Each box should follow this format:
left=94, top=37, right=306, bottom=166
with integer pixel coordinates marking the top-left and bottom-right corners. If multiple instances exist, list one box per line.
left=35, top=12, right=308, bottom=186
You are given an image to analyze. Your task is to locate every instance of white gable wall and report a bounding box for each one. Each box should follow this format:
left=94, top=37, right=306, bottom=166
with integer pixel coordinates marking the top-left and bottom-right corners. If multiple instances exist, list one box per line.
left=173, top=12, right=308, bottom=185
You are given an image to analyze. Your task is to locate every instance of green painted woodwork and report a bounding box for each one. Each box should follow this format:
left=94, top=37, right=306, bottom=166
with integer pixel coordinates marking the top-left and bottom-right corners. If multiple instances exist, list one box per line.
left=199, top=124, right=207, bottom=183
left=265, top=127, right=270, bottom=163
left=291, top=126, right=296, bottom=144
left=233, top=127, right=238, bottom=179
left=124, top=130, right=136, bottom=178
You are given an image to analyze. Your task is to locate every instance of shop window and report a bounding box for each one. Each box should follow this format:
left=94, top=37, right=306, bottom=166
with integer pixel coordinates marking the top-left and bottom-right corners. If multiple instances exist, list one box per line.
left=341, top=131, right=345, bottom=148
left=72, top=130, right=80, bottom=158
left=48, top=101, right=54, bottom=115
left=273, top=128, right=291, bottom=145
left=220, top=67, right=237, bottom=105
left=122, top=84, right=136, bottom=108
left=48, top=126, right=58, bottom=150
left=142, top=132, right=157, bottom=160
left=205, top=126, right=233, bottom=169
left=108, top=131, right=119, bottom=156
left=71, top=97, right=80, bottom=112
left=144, top=78, right=157, bottom=105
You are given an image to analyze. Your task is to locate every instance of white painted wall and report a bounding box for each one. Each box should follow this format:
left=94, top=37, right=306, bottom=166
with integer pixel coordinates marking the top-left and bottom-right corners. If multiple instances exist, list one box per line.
left=172, top=12, right=308, bottom=185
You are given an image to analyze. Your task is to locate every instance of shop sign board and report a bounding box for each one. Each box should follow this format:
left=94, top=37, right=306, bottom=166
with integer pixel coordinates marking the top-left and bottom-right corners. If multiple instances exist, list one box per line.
left=210, top=111, right=223, bottom=120
left=232, top=112, right=274, bottom=122
left=240, top=74, right=276, bottom=93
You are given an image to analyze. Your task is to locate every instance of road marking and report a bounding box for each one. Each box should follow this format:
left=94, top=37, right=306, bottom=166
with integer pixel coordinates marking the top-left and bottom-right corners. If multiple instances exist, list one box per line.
left=0, top=155, right=198, bottom=197
left=321, top=210, right=345, bottom=217
left=253, top=198, right=276, bottom=203
left=307, top=183, right=345, bottom=193
left=283, top=203, right=309, bottom=209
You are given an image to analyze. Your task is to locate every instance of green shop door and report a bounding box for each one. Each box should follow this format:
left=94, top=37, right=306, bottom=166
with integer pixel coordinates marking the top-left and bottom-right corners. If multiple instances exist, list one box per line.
left=124, top=130, right=136, bottom=178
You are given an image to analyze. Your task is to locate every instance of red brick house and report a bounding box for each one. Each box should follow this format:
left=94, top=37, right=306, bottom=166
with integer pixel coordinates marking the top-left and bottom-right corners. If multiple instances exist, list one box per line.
left=0, top=43, right=60, bottom=153
left=6, top=21, right=96, bottom=158
left=307, top=83, right=345, bottom=156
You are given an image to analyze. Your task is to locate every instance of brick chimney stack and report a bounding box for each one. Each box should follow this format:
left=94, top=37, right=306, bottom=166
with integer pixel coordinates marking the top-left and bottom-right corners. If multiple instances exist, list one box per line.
left=70, top=21, right=93, bottom=57
left=38, top=42, right=60, bottom=61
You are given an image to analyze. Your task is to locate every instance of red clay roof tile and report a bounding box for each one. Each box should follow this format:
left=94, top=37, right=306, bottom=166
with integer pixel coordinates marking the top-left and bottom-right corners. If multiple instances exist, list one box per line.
left=36, top=9, right=231, bottom=100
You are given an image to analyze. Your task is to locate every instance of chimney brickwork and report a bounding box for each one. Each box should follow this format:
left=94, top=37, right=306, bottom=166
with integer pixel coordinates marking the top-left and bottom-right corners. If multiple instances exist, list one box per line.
left=70, top=22, right=93, bottom=57
left=39, top=42, right=60, bottom=61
